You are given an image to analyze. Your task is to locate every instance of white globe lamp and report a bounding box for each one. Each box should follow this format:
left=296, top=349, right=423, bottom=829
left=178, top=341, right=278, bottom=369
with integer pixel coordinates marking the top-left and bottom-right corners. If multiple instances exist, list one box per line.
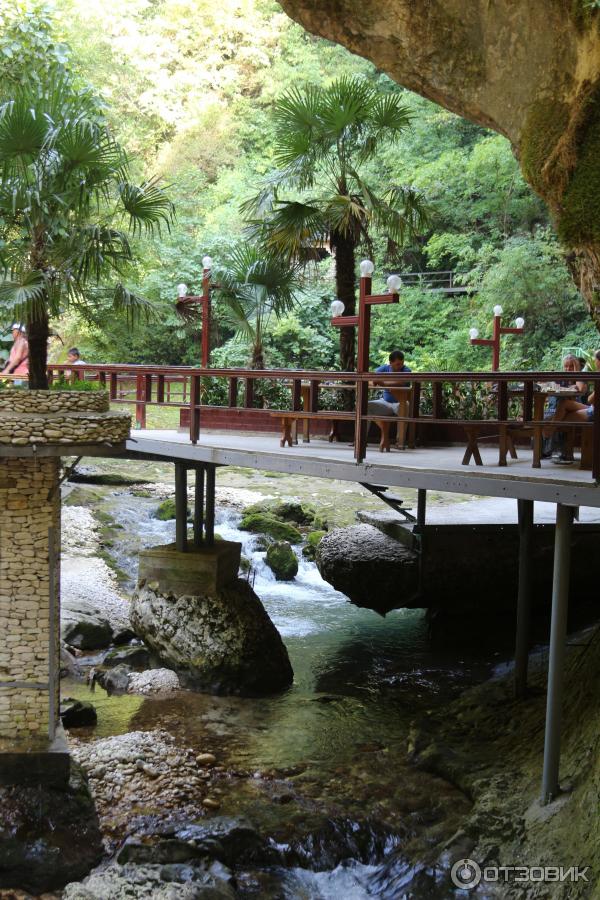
left=387, top=274, right=402, bottom=293
left=359, top=259, right=375, bottom=277
left=330, top=299, right=345, bottom=317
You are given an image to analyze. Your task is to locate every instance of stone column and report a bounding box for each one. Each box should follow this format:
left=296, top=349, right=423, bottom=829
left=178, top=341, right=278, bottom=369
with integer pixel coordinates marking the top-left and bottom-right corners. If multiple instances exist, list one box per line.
left=0, top=457, right=61, bottom=752
left=0, top=389, right=131, bottom=784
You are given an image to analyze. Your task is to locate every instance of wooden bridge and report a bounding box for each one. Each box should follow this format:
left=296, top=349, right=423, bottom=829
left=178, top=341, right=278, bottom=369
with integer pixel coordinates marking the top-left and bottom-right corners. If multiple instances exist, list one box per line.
left=31, top=362, right=600, bottom=805
left=396, top=270, right=475, bottom=294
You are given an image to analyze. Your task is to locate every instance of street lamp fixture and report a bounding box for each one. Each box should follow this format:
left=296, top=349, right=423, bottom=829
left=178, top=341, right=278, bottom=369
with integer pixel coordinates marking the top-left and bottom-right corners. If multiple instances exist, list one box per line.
left=330, top=299, right=345, bottom=317
left=202, top=256, right=213, bottom=270
left=175, top=256, right=214, bottom=367
left=386, top=274, right=402, bottom=293
left=469, top=307, right=525, bottom=370
left=177, top=283, right=188, bottom=298
left=359, top=259, right=375, bottom=277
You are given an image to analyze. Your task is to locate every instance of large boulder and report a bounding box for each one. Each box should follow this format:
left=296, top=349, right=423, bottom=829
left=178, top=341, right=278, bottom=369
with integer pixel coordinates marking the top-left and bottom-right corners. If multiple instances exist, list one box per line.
left=130, top=580, right=293, bottom=695
left=61, top=597, right=113, bottom=650
left=0, top=762, right=103, bottom=894
left=266, top=541, right=298, bottom=581
left=316, top=524, right=419, bottom=615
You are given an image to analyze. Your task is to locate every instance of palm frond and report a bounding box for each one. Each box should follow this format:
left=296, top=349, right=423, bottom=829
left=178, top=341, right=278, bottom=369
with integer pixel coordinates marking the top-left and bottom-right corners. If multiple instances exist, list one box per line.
left=112, top=282, right=157, bottom=327
left=118, top=176, right=174, bottom=236
left=0, top=270, right=47, bottom=321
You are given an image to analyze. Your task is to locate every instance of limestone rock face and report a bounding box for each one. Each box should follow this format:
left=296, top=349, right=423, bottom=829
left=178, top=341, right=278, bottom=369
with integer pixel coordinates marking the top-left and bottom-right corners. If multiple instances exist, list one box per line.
left=279, top=0, right=600, bottom=324
left=130, top=580, right=294, bottom=695
left=316, top=524, right=419, bottom=615
left=60, top=597, right=113, bottom=650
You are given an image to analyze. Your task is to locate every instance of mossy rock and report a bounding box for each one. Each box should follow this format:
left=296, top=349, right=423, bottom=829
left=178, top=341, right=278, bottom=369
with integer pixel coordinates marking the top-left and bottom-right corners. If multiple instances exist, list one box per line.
left=153, top=498, right=192, bottom=521
left=244, top=499, right=326, bottom=529
left=239, top=555, right=252, bottom=574
left=266, top=541, right=298, bottom=581
left=239, top=512, right=302, bottom=543
left=302, top=530, right=327, bottom=560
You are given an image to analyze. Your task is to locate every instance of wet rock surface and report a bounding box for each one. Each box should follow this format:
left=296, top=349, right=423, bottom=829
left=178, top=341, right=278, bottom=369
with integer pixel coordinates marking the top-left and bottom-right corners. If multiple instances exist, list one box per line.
left=265, top=540, right=298, bottom=581
left=60, top=697, right=98, bottom=728
left=316, top=524, right=419, bottom=615
left=0, top=762, right=103, bottom=894
left=130, top=580, right=293, bottom=695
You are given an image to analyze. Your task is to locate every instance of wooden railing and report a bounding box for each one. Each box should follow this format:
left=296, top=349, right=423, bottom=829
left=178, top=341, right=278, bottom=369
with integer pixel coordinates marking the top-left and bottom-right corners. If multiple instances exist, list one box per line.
left=47, top=364, right=600, bottom=481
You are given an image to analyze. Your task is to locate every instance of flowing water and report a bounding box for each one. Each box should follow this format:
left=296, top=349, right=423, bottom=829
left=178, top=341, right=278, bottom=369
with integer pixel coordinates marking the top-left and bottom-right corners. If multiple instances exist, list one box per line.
left=65, top=488, right=518, bottom=897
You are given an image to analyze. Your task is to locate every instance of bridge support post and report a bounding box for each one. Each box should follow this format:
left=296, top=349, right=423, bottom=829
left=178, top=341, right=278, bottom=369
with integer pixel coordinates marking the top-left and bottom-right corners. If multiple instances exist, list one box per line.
left=205, top=465, right=216, bottom=547
left=174, top=462, right=188, bottom=552
left=417, top=489, right=427, bottom=526
left=514, top=499, right=534, bottom=699
left=541, top=503, right=573, bottom=805
left=193, top=466, right=205, bottom=548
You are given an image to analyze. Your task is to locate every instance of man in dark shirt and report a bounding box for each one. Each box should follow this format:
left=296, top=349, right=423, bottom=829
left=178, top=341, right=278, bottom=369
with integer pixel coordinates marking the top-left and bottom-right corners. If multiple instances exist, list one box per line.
left=368, top=349, right=412, bottom=417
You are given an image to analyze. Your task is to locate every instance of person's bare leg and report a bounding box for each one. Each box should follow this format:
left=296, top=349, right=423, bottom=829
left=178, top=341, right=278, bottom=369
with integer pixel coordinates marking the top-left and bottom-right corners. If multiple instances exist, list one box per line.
left=544, top=400, right=587, bottom=438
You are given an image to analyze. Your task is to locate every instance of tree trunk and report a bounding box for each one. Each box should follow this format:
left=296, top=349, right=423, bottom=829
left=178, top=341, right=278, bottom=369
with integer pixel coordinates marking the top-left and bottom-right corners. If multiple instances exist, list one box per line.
left=27, top=311, right=49, bottom=390
left=332, top=230, right=356, bottom=372
left=251, top=342, right=265, bottom=370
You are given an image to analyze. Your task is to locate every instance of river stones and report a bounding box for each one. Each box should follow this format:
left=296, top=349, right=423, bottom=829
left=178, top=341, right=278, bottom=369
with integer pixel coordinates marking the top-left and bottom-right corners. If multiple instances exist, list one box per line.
left=239, top=511, right=302, bottom=543
left=316, top=524, right=419, bottom=615
left=266, top=541, right=298, bottom=580
left=0, top=762, right=103, bottom=894
left=130, top=579, right=293, bottom=695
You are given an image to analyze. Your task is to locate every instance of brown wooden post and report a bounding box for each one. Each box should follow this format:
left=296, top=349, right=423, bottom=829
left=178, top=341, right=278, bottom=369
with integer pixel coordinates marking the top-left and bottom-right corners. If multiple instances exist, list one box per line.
left=228, top=377, right=238, bottom=408
left=292, top=379, right=302, bottom=411
left=408, top=380, right=421, bottom=448
left=156, top=374, right=165, bottom=404
left=523, top=378, right=534, bottom=423
left=175, top=463, right=188, bottom=553
left=190, top=374, right=201, bottom=444
left=109, top=372, right=118, bottom=401
left=244, top=377, right=254, bottom=409
left=432, top=381, right=444, bottom=419
left=498, top=379, right=508, bottom=420
left=354, top=377, right=369, bottom=462
left=135, top=372, right=147, bottom=429
left=593, top=388, right=600, bottom=483
left=193, top=466, right=205, bottom=547
left=309, top=379, right=320, bottom=412
left=205, top=465, right=216, bottom=546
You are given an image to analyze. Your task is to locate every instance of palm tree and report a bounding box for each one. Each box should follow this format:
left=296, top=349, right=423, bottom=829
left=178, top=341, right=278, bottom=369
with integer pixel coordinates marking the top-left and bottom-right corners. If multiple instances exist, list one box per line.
left=0, top=76, right=173, bottom=389
left=242, top=76, right=428, bottom=371
left=213, top=244, right=301, bottom=369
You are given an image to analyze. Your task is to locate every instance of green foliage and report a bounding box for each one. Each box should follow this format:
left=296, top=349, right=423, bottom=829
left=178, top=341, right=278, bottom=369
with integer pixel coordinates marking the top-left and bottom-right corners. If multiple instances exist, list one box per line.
left=49, top=377, right=101, bottom=392
left=4, top=0, right=593, bottom=380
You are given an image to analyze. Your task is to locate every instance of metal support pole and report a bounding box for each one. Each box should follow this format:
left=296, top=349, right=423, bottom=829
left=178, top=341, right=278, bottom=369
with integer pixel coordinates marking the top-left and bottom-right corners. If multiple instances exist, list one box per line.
left=175, top=462, right=188, bottom=553
left=417, top=489, right=427, bottom=527
left=193, top=466, right=205, bottom=548
left=514, top=499, right=534, bottom=699
left=541, top=503, right=574, bottom=804
left=205, top=465, right=215, bottom=547
left=48, top=525, right=57, bottom=741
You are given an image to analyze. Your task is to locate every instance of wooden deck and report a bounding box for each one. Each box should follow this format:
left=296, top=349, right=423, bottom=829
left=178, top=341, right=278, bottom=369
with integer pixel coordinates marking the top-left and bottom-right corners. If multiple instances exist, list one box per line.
left=127, top=429, right=600, bottom=509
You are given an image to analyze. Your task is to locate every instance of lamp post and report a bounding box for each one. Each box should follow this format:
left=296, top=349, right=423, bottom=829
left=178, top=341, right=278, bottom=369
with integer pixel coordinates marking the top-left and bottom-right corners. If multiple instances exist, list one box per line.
left=176, top=255, right=213, bottom=367
left=330, top=261, right=401, bottom=373
left=469, top=306, right=525, bottom=370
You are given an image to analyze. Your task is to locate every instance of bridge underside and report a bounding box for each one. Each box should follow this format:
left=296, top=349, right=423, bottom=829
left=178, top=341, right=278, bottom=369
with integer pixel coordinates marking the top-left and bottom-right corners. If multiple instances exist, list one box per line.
left=122, top=430, right=600, bottom=509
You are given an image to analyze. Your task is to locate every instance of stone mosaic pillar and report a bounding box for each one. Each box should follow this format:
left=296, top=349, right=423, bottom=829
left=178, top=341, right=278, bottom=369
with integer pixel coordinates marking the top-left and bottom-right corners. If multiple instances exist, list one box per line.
left=0, top=458, right=60, bottom=746
left=0, top=389, right=130, bottom=776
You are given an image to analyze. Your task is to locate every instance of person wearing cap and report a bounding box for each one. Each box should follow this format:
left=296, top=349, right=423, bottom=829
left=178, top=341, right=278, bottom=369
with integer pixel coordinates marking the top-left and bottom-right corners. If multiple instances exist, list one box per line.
left=1, top=324, right=28, bottom=380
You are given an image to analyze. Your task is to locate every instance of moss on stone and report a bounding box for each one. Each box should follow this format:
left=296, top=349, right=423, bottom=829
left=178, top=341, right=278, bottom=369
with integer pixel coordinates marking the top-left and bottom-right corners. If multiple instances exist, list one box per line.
left=266, top=541, right=298, bottom=580
left=239, top=512, right=302, bottom=543
left=520, top=98, right=570, bottom=201
left=302, top=530, right=327, bottom=560
left=153, top=498, right=192, bottom=521
left=559, top=94, right=600, bottom=244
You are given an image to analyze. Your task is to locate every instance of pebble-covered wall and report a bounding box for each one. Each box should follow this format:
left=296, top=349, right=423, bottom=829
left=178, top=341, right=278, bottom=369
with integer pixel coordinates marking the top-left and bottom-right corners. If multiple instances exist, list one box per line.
left=0, top=390, right=130, bottom=447
left=0, top=457, right=60, bottom=745
left=0, top=391, right=131, bottom=751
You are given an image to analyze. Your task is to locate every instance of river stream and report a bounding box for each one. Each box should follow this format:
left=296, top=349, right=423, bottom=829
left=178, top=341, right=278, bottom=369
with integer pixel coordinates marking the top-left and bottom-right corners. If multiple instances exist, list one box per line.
left=64, top=487, right=517, bottom=897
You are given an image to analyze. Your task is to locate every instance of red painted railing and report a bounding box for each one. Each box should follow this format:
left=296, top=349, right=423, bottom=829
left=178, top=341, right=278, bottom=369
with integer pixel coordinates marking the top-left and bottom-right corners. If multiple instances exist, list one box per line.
left=47, top=363, right=600, bottom=481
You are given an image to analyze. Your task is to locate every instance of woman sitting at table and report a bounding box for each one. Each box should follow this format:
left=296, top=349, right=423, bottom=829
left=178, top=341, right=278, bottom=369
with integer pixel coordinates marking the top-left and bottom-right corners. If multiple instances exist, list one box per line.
left=547, top=349, right=598, bottom=439
left=542, top=354, right=588, bottom=463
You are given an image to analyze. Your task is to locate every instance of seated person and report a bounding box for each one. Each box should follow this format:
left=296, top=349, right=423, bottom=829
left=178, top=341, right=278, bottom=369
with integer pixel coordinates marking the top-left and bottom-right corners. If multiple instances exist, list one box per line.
left=368, top=350, right=411, bottom=416
left=368, top=350, right=412, bottom=450
left=546, top=349, right=598, bottom=458
left=64, top=346, right=86, bottom=380
left=542, top=354, right=588, bottom=463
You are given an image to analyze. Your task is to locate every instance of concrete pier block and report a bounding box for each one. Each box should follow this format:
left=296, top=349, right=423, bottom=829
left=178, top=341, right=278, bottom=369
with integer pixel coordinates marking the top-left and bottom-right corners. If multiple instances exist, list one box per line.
left=138, top=540, right=242, bottom=597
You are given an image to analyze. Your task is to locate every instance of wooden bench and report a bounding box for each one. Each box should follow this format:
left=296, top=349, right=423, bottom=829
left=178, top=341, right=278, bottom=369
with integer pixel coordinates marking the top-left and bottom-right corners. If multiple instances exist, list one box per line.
left=270, top=411, right=356, bottom=447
